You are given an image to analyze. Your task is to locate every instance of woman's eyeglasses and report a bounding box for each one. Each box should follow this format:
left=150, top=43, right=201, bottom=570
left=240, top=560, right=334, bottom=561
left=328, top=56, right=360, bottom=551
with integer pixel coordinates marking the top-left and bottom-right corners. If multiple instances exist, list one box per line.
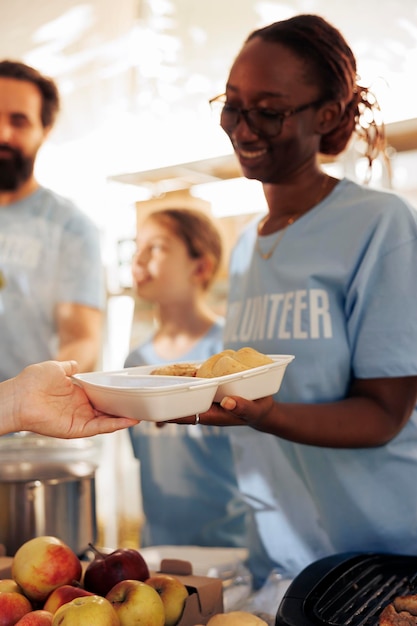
left=209, top=94, right=324, bottom=138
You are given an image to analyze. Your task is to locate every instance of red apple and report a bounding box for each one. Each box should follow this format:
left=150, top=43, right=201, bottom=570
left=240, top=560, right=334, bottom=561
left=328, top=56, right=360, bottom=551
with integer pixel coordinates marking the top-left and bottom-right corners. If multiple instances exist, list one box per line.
left=106, top=579, right=165, bottom=626
left=0, top=591, right=32, bottom=626
left=14, top=610, right=54, bottom=625
left=51, top=595, right=119, bottom=625
left=145, top=574, right=188, bottom=626
left=83, top=544, right=149, bottom=597
left=43, top=585, right=94, bottom=614
left=12, top=536, right=82, bottom=603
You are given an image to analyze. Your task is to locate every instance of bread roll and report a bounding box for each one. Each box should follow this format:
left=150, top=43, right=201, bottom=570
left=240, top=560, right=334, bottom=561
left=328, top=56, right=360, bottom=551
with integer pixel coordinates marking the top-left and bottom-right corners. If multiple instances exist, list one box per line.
left=210, top=355, right=251, bottom=377
left=234, top=347, right=274, bottom=368
left=196, top=350, right=236, bottom=378
left=196, top=347, right=273, bottom=378
left=153, top=348, right=273, bottom=379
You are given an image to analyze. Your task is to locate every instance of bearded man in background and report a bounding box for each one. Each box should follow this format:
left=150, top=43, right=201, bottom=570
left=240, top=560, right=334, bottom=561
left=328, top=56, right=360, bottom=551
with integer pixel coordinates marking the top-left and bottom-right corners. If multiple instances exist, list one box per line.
left=0, top=60, right=104, bottom=381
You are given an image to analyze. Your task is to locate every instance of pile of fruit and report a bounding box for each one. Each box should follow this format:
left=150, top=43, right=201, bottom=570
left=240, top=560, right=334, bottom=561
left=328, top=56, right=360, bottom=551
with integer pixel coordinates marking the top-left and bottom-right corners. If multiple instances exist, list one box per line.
left=0, top=535, right=186, bottom=626
left=0, top=536, right=267, bottom=626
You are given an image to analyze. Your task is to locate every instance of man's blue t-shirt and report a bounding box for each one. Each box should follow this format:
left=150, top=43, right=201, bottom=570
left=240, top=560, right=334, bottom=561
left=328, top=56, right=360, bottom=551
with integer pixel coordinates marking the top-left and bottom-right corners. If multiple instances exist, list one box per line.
left=0, top=187, right=104, bottom=380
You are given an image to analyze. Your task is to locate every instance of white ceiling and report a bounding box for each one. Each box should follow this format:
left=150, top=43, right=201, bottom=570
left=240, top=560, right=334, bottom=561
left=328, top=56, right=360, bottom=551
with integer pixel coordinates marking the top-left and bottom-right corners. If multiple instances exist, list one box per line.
left=1, top=0, right=417, bottom=216
left=2, top=1, right=417, bottom=138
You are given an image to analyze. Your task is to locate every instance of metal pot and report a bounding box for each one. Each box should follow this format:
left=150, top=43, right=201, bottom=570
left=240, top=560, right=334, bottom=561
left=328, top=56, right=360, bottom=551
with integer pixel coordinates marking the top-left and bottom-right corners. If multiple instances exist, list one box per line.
left=0, top=459, right=97, bottom=557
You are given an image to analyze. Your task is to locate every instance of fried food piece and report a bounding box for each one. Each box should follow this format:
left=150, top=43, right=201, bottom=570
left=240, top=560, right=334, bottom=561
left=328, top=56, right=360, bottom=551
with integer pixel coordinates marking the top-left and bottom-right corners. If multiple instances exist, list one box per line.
left=197, top=347, right=273, bottom=378
left=394, top=595, right=417, bottom=617
left=151, top=363, right=198, bottom=377
left=379, top=601, right=417, bottom=625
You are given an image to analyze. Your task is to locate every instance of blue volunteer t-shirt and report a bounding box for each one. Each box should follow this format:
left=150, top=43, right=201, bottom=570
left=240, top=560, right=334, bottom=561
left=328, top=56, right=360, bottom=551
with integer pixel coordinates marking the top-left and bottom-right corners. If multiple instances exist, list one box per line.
left=0, top=187, right=104, bottom=380
left=224, top=177, right=417, bottom=587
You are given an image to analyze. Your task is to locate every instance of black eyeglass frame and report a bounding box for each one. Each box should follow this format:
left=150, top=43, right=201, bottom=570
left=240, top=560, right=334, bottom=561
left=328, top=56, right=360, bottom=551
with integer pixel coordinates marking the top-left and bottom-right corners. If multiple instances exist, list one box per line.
left=209, top=93, right=325, bottom=138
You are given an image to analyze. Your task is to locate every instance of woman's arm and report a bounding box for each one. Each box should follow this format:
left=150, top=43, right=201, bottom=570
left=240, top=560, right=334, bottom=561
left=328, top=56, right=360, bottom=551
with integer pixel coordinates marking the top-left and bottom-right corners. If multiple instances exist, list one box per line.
left=191, top=376, right=417, bottom=448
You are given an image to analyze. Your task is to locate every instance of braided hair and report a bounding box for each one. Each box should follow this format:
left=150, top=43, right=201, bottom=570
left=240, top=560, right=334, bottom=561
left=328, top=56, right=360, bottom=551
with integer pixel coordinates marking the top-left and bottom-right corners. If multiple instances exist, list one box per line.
left=246, top=15, right=387, bottom=177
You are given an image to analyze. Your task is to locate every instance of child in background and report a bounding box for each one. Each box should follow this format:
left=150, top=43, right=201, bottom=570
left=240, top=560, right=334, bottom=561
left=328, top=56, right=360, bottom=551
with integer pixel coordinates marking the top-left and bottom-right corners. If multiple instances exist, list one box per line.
left=125, top=207, right=248, bottom=549
left=125, top=207, right=224, bottom=368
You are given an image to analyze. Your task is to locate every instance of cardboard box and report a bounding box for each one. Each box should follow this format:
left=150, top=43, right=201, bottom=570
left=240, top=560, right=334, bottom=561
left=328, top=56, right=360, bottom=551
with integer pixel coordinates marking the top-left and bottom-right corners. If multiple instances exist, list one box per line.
left=0, top=555, right=224, bottom=625
left=158, top=558, right=224, bottom=625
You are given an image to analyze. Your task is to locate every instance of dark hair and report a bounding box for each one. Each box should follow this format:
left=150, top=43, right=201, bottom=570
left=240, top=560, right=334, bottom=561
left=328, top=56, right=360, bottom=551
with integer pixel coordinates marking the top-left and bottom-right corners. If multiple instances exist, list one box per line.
left=0, top=59, right=60, bottom=128
left=246, top=14, right=387, bottom=173
left=146, top=208, right=223, bottom=290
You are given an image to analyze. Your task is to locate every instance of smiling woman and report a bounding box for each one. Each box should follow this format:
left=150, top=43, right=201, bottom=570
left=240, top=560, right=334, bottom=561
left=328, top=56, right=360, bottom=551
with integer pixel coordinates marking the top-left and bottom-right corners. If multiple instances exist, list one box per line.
left=178, top=13, right=417, bottom=594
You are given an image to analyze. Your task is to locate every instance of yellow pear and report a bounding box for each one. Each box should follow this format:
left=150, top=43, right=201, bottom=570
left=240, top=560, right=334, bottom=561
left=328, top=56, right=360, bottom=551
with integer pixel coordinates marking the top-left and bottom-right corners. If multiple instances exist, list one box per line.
left=207, top=611, right=269, bottom=626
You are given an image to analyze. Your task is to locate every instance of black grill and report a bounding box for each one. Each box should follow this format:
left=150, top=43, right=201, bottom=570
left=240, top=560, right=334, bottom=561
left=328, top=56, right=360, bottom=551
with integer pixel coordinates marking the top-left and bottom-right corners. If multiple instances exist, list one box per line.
left=276, top=553, right=417, bottom=626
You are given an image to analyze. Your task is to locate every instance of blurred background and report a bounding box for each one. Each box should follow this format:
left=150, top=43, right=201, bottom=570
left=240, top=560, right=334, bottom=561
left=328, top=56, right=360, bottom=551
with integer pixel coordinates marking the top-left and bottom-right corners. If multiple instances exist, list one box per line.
left=2, top=0, right=417, bottom=301
left=2, top=0, right=417, bottom=548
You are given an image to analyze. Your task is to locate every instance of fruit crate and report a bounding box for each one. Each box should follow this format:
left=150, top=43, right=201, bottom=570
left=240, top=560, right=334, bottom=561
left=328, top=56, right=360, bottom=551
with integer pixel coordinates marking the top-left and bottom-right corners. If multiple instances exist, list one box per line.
left=156, top=558, right=224, bottom=625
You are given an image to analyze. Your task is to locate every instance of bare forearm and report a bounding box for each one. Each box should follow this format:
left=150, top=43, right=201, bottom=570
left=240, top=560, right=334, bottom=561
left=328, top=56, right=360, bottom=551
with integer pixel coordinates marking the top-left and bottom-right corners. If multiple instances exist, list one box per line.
left=56, top=304, right=103, bottom=372
left=56, top=337, right=101, bottom=372
left=218, top=377, right=417, bottom=449
left=257, top=397, right=401, bottom=448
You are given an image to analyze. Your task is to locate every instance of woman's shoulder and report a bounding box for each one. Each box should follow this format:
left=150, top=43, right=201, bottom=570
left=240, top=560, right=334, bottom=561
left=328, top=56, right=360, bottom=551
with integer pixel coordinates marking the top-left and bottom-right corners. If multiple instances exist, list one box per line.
left=323, top=178, right=417, bottom=256
left=335, top=177, right=416, bottom=215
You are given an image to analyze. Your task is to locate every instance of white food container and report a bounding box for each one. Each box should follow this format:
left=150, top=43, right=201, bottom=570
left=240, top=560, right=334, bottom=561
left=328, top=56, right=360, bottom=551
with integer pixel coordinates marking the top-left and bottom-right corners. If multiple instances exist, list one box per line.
left=74, top=355, right=294, bottom=421
left=73, top=373, right=218, bottom=422
left=207, top=354, right=295, bottom=402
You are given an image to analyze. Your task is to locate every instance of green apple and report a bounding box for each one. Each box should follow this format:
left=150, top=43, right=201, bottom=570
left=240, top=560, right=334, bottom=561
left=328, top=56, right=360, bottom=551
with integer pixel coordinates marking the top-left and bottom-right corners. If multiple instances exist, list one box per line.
left=0, top=590, right=33, bottom=625
left=12, top=536, right=82, bottom=603
left=51, top=595, right=119, bottom=626
left=106, top=579, right=165, bottom=626
left=0, top=579, right=24, bottom=594
left=14, top=610, right=54, bottom=625
left=207, top=612, right=268, bottom=626
left=145, top=574, right=188, bottom=626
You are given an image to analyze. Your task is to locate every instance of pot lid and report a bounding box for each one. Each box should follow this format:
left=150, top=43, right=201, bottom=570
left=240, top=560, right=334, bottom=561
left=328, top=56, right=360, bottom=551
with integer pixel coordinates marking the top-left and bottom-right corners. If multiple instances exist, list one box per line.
left=0, top=432, right=98, bottom=463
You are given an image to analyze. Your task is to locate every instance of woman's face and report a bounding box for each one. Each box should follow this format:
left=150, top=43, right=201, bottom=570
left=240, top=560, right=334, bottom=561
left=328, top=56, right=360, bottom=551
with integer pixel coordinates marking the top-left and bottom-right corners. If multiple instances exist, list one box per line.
left=132, top=218, right=200, bottom=304
left=223, top=38, right=322, bottom=184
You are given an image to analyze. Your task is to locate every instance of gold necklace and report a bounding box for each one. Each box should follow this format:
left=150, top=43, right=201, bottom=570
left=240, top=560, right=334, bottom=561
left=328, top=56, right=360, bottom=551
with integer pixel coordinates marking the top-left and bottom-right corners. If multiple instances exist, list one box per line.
left=255, top=216, right=297, bottom=260
left=256, top=176, right=331, bottom=260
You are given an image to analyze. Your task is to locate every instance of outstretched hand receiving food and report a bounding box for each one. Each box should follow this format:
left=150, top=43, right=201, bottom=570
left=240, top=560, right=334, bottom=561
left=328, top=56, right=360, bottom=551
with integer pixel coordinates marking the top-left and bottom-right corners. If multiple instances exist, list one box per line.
left=1, top=360, right=139, bottom=438
left=171, top=394, right=276, bottom=428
